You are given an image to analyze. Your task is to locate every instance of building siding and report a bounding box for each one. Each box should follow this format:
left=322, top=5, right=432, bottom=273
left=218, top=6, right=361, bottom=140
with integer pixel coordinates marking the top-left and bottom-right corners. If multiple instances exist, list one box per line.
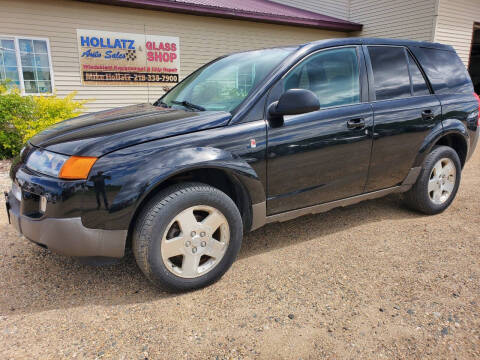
left=0, top=0, right=347, bottom=112
left=273, top=0, right=350, bottom=20
left=275, top=0, right=438, bottom=42
left=349, top=0, right=437, bottom=41
left=434, top=0, right=480, bottom=65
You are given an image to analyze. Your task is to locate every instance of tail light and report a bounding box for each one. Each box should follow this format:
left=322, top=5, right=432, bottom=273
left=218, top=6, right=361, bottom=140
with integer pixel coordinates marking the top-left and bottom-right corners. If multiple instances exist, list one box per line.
left=474, top=93, right=480, bottom=127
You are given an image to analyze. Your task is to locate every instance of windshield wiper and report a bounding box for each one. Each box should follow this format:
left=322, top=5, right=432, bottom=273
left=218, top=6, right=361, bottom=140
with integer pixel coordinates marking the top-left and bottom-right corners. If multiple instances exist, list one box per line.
left=171, top=100, right=205, bottom=111
left=153, top=100, right=169, bottom=108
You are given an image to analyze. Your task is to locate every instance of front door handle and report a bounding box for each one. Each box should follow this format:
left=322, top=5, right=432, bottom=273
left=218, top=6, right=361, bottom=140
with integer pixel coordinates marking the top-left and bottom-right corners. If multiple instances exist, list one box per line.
left=347, top=118, right=365, bottom=129
left=422, top=109, right=435, bottom=120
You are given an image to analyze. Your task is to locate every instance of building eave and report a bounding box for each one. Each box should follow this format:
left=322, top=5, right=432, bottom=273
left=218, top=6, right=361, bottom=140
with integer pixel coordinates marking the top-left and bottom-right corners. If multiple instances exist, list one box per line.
left=76, top=0, right=363, bottom=32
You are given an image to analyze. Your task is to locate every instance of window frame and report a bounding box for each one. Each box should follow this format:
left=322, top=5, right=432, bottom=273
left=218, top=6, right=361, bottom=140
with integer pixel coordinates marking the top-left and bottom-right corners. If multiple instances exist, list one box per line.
left=269, top=45, right=367, bottom=111
left=363, top=45, right=432, bottom=103
left=0, top=35, right=55, bottom=95
left=405, top=47, right=433, bottom=96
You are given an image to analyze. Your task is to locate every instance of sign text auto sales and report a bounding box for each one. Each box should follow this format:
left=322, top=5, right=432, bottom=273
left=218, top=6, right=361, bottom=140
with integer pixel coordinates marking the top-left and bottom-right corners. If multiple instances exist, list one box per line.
left=76, top=29, right=180, bottom=86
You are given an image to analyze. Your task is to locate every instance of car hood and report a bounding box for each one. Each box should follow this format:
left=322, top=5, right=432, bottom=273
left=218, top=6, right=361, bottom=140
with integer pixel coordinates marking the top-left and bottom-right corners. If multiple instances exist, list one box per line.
left=29, top=103, right=231, bottom=157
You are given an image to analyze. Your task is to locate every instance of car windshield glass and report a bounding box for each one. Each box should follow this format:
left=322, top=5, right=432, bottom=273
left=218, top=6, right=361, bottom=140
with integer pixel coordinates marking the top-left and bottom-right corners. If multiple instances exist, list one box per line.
left=159, top=47, right=296, bottom=112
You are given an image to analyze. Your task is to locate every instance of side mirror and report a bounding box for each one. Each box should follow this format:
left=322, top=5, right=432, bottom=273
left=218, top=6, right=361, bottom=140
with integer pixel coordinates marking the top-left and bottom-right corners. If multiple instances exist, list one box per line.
left=268, top=89, right=320, bottom=118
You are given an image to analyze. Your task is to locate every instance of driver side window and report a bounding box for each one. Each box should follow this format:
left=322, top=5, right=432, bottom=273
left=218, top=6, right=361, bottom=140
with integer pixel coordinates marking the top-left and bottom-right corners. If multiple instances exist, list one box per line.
left=284, top=47, right=360, bottom=108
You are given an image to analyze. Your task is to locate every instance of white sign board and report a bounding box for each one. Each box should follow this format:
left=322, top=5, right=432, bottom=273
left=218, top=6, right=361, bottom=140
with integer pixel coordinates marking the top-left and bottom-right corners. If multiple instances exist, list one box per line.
left=76, top=29, right=180, bottom=86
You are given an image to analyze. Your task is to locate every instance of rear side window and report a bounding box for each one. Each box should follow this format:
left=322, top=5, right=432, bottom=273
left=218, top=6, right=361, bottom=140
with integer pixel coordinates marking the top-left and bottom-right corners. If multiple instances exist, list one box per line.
left=368, top=46, right=411, bottom=100
left=407, top=52, right=430, bottom=96
left=409, top=47, right=473, bottom=94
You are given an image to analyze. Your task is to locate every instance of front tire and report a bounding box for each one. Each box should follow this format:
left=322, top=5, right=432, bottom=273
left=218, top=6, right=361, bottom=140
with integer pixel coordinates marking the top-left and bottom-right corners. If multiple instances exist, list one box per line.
left=133, top=182, right=243, bottom=291
left=404, top=146, right=461, bottom=214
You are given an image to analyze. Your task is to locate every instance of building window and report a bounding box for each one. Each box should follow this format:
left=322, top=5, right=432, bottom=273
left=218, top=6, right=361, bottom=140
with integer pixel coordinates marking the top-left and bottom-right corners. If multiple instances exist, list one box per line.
left=0, top=36, right=54, bottom=94
left=0, top=39, right=20, bottom=88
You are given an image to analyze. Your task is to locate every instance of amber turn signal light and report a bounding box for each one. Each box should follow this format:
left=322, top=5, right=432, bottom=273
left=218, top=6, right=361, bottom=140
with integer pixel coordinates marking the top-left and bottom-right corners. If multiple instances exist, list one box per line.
left=59, top=156, right=97, bottom=179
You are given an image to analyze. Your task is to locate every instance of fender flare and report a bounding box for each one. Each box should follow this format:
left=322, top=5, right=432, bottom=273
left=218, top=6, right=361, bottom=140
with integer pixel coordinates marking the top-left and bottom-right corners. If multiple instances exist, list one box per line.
left=107, top=146, right=266, bottom=231
left=413, top=119, right=469, bottom=168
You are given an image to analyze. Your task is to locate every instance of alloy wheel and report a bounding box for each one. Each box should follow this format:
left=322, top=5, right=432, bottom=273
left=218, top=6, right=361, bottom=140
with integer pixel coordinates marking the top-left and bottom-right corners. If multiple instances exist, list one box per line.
left=161, top=205, right=230, bottom=278
left=428, top=157, right=456, bottom=205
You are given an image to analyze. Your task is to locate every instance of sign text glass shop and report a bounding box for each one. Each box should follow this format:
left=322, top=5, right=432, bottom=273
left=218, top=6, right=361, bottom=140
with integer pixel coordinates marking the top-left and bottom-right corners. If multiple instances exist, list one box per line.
left=77, top=29, right=179, bottom=85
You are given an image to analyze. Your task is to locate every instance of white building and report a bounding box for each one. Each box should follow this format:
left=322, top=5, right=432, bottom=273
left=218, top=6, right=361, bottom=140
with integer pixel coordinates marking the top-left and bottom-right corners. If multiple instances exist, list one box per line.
left=1, top=0, right=478, bottom=111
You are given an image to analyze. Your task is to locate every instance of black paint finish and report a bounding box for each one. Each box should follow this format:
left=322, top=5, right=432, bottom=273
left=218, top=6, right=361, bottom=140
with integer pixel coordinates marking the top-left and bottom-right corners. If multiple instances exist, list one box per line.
left=365, top=95, right=442, bottom=191
left=81, top=120, right=268, bottom=230
left=9, top=38, right=479, bottom=239
left=266, top=103, right=373, bottom=214
left=29, top=103, right=231, bottom=157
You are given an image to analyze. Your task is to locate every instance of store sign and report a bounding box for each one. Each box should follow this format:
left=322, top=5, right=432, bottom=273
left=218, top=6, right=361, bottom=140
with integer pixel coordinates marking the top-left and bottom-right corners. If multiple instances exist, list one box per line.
left=76, top=29, right=180, bottom=86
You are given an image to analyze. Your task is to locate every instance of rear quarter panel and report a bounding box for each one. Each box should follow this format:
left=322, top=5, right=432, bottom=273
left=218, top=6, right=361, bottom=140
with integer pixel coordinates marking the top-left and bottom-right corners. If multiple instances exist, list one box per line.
left=411, top=94, right=478, bottom=168
left=438, top=93, right=478, bottom=161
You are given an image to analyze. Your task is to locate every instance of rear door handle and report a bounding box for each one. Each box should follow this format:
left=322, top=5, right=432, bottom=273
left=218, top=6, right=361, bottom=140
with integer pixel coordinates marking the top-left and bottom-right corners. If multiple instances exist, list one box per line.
left=347, top=118, right=365, bottom=129
left=421, top=109, right=435, bottom=120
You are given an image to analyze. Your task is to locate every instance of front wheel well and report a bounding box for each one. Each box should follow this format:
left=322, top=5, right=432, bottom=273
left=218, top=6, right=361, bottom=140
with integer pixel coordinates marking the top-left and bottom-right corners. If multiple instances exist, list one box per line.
left=126, top=168, right=252, bottom=249
left=434, top=133, right=467, bottom=168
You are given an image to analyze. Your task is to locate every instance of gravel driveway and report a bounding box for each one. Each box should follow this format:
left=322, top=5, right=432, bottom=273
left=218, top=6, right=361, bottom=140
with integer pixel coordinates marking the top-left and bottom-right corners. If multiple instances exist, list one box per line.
left=1, top=149, right=479, bottom=359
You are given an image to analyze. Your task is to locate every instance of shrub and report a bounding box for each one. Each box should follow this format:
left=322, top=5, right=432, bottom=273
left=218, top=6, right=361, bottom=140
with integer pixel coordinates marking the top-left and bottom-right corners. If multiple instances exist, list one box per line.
left=0, top=83, right=87, bottom=158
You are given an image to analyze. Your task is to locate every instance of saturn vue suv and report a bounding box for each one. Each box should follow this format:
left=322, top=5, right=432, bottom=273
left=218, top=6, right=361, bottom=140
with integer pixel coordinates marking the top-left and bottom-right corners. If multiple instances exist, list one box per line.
left=6, top=38, right=479, bottom=290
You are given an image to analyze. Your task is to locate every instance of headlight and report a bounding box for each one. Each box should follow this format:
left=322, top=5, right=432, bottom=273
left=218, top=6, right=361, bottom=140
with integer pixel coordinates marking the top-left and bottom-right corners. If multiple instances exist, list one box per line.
left=26, top=149, right=69, bottom=177
left=26, top=149, right=97, bottom=179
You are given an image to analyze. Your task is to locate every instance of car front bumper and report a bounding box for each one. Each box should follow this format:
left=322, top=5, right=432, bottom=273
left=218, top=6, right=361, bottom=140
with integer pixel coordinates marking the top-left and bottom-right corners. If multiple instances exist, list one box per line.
left=5, top=188, right=127, bottom=258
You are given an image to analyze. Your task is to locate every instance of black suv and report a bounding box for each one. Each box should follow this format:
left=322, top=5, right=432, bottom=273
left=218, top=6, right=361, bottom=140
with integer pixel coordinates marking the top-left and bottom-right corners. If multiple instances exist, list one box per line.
left=6, top=38, right=479, bottom=290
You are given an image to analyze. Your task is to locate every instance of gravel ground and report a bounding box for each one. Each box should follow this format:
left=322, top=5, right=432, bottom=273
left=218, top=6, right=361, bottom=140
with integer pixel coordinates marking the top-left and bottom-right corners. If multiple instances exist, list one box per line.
left=0, top=149, right=479, bottom=359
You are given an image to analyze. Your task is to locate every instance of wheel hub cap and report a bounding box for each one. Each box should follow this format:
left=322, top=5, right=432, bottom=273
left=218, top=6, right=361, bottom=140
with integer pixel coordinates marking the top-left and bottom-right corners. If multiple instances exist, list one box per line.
left=161, top=205, right=230, bottom=278
left=428, top=157, right=456, bottom=205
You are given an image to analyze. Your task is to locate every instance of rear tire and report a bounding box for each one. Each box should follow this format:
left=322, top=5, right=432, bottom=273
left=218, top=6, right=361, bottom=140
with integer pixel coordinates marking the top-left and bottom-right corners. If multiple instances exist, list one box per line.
left=133, top=182, right=243, bottom=291
left=404, top=146, right=461, bottom=214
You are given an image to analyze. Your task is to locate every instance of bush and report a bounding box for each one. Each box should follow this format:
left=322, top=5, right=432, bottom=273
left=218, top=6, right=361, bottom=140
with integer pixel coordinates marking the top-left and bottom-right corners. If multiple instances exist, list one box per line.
left=0, top=83, right=87, bottom=158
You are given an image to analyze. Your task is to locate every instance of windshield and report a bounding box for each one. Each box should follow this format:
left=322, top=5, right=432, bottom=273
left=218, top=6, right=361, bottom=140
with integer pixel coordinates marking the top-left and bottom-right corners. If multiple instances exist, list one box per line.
left=159, top=47, right=296, bottom=112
